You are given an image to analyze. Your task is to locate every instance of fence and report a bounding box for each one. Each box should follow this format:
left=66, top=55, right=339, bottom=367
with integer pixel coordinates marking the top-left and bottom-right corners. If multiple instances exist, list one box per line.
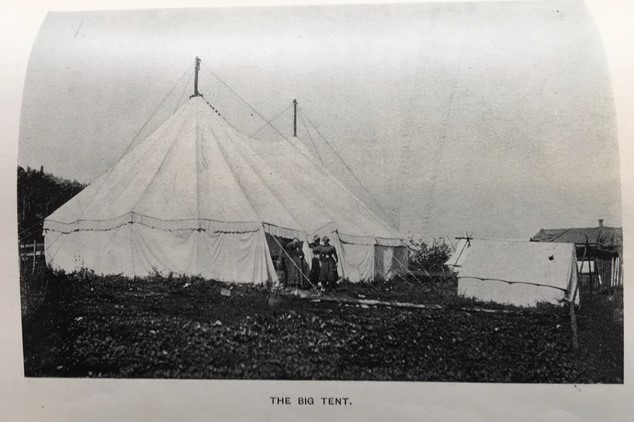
left=19, top=241, right=45, bottom=272
left=577, top=256, right=623, bottom=290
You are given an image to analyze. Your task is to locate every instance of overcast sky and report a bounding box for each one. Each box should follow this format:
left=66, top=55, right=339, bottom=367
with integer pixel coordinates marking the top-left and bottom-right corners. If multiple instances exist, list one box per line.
left=18, top=1, right=621, bottom=240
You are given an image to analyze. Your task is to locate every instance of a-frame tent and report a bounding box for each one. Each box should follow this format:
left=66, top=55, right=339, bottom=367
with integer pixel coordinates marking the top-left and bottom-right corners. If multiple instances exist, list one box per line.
left=44, top=95, right=406, bottom=284
left=447, top=238, right=579, bottom=307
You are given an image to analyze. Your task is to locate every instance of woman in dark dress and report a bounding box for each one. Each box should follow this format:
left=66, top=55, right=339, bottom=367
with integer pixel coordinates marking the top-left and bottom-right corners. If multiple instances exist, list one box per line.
left=308, top=234, right=322, bottom=288
left=284, top=238, right=305, bottom=287
left=318, top=236, right=338, bottom=292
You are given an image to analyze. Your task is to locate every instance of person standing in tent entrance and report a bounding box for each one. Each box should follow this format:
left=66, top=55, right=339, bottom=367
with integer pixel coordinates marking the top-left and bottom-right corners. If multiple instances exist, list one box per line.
left=319, top=236, right=339, bottom=292
left=308, top=235, right=322, bottom=288
left=284, top=238, right=305, bottom=288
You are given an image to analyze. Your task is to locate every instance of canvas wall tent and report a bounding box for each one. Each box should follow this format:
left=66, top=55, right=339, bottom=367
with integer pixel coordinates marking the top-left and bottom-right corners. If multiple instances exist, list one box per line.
left=531, top=222, right=623, bottom=288
left=446, top=239, right=579, bottom=307
left=43, top=96, right=406, bottom=284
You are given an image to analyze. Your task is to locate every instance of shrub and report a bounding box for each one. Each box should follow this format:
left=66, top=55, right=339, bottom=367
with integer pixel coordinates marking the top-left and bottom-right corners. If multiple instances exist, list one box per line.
left=406, top=237, right=452, bottom=273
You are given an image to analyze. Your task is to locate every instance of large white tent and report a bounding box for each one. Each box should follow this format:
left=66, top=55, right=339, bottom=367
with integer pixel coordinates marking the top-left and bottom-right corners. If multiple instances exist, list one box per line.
left=447, top=239, right=579, bottom=307
left=43, top=95, right=406, bottom=284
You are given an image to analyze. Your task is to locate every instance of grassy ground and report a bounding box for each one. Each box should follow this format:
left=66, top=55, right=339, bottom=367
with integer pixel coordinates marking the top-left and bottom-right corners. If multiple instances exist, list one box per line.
left=20, top=262, right=623, bottom=382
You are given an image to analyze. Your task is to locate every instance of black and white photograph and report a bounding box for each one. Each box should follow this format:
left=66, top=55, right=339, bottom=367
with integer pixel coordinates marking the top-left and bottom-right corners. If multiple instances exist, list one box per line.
left=15, top=0, right=624, bottom=386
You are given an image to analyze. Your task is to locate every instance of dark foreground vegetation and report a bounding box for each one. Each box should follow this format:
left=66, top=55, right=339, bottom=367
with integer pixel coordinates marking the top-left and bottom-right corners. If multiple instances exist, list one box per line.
left=21, top=262, right=622, bottom=382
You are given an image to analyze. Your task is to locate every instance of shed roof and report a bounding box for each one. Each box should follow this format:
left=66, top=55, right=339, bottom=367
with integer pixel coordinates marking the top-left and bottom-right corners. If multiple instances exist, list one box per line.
left=531, top=226, right=622, bottom=249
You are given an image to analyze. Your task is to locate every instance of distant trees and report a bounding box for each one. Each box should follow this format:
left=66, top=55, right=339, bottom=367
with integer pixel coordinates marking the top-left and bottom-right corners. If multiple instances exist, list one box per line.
left=17, top=166, right=86, bottom=243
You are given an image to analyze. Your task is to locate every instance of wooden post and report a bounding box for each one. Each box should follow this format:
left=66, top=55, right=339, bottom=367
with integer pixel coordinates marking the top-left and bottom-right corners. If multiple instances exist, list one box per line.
left=570, top=298, right=579, bottom=350
left=32, top=240, right=37, bottom=274
left=193, top=56, right=201, bottom=97
left=569, top=288, right=580, bottom=351
left=581, top=237, right=592, bottom=295
left=594, top=243, right=602, bottom=291
left=569, top=245, right=583, bottom=351
left=293, top=99, right=297, bottom=137
left=578, top=241, right=589, bottom=301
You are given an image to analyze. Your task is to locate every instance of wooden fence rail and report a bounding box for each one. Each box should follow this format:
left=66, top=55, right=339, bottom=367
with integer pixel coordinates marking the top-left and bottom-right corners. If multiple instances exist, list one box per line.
left=19, top=242, right=45, bottom=258
left=19, top=242, right=45, bottom=273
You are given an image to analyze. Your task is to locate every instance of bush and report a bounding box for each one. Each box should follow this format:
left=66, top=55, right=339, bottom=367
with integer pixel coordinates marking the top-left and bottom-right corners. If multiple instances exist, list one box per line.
left=406, top=237, right=452, bottom=273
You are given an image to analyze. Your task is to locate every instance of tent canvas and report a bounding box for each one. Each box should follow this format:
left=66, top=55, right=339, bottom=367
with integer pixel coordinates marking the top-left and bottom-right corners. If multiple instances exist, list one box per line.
left=44, top=96, right=406, bottom=284
left=448, top=239, right=579, bottom=307
left=445, top=238, right=471, bottom=270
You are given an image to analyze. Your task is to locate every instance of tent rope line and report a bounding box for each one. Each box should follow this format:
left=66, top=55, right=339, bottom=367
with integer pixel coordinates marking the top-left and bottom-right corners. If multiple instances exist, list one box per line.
left=392, top=254, right=426, bottom=285
left=262, top=222, right=308, bottom=239
left=269, top=233, right=321, bottom=295
left=202, top=66, right=324, bottom=172
left=42, top=228, right=68, bottom=253
left=202, top=65, right=304, bottom=152
left=18, top=220, right=45, bottom=236
left=297, top=109, right=326, bottom=165
left=393, top=271, right=415, bottom=287
left=175, top=70, right=195, bottom=113
left=297, top=106, right=392, bottom=223
left=248, top=103, right=294, bottom=139
left=202, top=65, right=397, bottom=237
left=335, top=234, right=402, bottom=247
left=68, top=67, right=193, bottom=227
left=118, top=66, right=193, bottom=162
left=457, top=276, right=569, bottom=292
left=447, top=239, right=470, bottom=268
left=43, top=63, right=408, bottom=284
left=419, top=80, right=458, bottom=235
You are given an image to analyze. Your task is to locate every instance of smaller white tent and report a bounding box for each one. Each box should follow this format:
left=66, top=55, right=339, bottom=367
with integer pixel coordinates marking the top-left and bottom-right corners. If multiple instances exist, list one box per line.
left=447, top=239, right=579, bottom=307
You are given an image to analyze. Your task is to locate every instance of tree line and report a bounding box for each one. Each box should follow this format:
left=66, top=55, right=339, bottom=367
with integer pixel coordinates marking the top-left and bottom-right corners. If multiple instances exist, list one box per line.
left=18, top=165, right=86, bottom=243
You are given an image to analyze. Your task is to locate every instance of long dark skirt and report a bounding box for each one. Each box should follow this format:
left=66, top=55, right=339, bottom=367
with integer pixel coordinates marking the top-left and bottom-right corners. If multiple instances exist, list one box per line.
left=319, top=258, right=337, bottom=289
left=310, top=257, right=321, bottom=286
left=285, top=256, right=303, bottom=287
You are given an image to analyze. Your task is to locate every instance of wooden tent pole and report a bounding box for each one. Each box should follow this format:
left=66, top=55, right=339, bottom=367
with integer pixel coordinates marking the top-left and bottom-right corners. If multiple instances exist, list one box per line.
left=193, top=56, right=201, bottom=97
left=293, top=99, right=297, bottom=137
